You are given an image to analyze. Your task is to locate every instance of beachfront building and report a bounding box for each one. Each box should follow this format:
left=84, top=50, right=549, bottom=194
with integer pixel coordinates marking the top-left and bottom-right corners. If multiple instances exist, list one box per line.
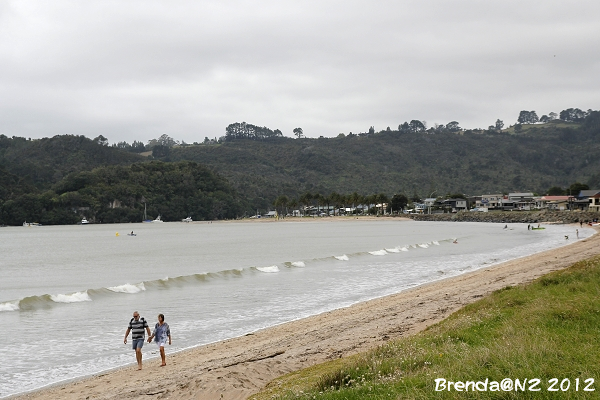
left=534, top=196, right=573, bottom=210
left=577, top=190, right=600, bottom=212
left=588, top=193, right=600, bottom=212
left=475, top=194, right=502, bottom=210
left=506, top=193, right=535, bottom=210
left=413, top=203, right=425, bottom=213
left=423, top=198, right=437, bottom=214
left=440, top=198, right=468, bottom=213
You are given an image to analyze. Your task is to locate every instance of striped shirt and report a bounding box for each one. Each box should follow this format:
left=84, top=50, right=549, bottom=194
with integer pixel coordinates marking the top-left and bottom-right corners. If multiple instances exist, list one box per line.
left=128, top=317, right=149, bottom=340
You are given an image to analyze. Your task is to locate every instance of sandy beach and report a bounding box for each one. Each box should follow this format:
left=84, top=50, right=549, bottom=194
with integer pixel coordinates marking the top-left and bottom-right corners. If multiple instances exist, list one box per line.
left=13, top=225, right=599, bottom=400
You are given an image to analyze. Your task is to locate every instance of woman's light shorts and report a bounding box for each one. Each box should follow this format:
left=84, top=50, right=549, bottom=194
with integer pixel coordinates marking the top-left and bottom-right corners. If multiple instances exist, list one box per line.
left=156, top=340, right=167, bottom=348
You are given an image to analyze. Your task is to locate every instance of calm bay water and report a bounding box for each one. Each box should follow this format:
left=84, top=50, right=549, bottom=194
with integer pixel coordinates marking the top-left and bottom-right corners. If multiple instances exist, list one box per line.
left=0, top=219, right=589, bottom=397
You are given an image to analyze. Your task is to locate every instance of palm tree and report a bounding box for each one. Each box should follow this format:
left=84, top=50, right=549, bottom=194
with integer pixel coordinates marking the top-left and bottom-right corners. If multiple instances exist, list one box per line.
left=329, top=192, right=340, bottom=216
left=273, top=195, right=289, bottom=219
left=299, top=192, right=312, bottom=216
left=289, top=198, right=298, bottom=216
left=338, top=193, right=348, bottom=215
left=376, top=193, right=389, bottom=215
left=313, top=193, right=322, bottom=216
left=365, top=194, right=377, bottom=215
left=349, top=192, right=360, bottom=215
left=318, top=194, right=328, bottom=216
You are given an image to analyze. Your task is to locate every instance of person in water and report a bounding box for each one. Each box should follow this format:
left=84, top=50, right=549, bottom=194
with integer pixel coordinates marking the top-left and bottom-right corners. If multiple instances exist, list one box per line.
left=148, top=313, right=171, bottom=366
left=124, top=311, right=151, bottom=370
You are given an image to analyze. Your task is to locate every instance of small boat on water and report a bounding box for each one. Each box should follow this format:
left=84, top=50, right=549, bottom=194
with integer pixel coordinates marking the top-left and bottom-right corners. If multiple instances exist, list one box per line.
left=182, top=216, right=193, bottom=223
left=152, top=215, right=164, bottom=223
left=23, top=222, right=41, bottom=227
left=80, top=218, right=90, bottom=225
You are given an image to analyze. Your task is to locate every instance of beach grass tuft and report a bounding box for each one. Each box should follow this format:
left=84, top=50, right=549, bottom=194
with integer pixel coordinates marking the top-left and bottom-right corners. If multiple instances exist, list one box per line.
left=251, top=255, right=600, bottom=399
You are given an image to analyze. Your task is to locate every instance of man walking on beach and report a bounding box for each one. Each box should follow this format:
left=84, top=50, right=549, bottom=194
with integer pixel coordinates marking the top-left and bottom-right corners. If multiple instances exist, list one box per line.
left=124, top=311, right=151, bottom=370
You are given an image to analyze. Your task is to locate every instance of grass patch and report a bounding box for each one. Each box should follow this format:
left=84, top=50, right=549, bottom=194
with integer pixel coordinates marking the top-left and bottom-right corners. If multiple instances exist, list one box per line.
left=251, top=256, right=600, bottom=399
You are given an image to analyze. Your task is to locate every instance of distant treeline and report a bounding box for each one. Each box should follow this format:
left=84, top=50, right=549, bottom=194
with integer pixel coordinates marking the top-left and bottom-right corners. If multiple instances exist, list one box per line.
left=105, top=107, right=600, bottom=149
left=272, top=192, right=413, bottom=216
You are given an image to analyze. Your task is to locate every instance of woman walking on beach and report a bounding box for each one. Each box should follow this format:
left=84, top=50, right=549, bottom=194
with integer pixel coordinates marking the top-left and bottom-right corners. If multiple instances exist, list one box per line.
left=148, top=313, right=171, bottom=366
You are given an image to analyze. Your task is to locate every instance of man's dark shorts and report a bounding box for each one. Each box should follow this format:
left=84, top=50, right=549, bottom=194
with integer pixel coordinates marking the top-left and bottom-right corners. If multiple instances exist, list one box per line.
left=132, top=338, right=144, bottom=350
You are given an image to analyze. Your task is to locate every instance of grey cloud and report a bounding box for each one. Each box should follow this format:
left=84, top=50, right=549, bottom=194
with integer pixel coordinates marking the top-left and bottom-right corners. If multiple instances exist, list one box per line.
left=1, top=0, right=599, bottom=143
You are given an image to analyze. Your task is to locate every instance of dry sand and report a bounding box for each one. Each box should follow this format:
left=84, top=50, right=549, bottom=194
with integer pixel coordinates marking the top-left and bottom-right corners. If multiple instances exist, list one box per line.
left=13, top=225, right=599, bottom=400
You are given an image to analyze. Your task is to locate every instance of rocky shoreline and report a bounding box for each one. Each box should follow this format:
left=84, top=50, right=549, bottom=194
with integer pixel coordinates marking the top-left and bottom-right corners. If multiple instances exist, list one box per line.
left=407, top=210, right=599, bottom=224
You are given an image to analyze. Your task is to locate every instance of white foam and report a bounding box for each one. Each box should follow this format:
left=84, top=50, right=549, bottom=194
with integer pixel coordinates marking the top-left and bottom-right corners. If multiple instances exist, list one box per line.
left=50, top=291, right=92, bottom=303
left=335, top=255, right=349, bottom=261
left=385, top=248, right=400, bottom=253
left=433, top=241, right=440, bottom=245
left=369, top=250, right=388, bottom=256
left=400, top=247, right=409, bottom=252
left=418, top=244, right=429, bottom=248
left=0, top=301, right=20, bottom=312
left=257, top=266, right=279, bottom=273
left=107, top=283, right=146, bottom=294
left=291, top=261, right=306, bottom=268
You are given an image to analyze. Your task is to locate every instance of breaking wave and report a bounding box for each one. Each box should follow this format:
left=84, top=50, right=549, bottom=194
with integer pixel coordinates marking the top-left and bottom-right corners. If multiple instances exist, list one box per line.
left=50, top=291, right=91, bottom=303
left=256, top=266, right=279, bottom=273
left=290, top=261, right=306, bottom=268
left=369, top=250, right=388, bottom=256
left=0, top=301, right=20, bottom=312
left=107, top=283, right=146, bottom=294
left=335, top=255, right=349, bottom=261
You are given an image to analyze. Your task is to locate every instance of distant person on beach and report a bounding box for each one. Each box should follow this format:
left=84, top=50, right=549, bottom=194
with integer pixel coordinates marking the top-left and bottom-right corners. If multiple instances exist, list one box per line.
left=528, top=224, right=531, bottom=230
left=576, top=229, right=579, bottom=239
left=148, top=313, right=171, bottom=366
left=124, top=311, right=151, bottom=370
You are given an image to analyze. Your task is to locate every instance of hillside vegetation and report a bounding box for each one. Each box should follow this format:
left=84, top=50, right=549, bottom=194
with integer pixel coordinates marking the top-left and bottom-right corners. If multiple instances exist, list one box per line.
left=1, top=112, right=600, bottom=224
left=165, top=115, right=600, bottom=209
left=1, top=161, right=245, bottom=225
left=0, top=134, right=144, bottom=189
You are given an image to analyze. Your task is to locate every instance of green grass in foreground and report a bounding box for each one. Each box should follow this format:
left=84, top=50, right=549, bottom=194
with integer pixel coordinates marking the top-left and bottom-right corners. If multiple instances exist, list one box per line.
left=251, top=256, right=600, bottom=399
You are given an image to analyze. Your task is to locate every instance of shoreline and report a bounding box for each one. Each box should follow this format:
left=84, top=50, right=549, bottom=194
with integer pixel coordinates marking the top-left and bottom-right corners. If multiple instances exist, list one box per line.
left=11, top=227, right=600, bottom=400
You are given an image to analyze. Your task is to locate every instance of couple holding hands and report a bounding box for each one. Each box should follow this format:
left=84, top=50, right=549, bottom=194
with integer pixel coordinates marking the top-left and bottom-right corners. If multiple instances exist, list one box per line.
left=124, top=311, right=171, bottom=369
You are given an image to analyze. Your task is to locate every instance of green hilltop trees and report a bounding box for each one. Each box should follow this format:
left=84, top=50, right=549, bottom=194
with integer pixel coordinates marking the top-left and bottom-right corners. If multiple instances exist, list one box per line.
left=0, top=161, right=246, bottom=225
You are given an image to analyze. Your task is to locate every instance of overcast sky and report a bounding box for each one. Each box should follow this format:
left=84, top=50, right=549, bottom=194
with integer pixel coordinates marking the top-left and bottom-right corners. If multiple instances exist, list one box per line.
left=1, top=0, right=599, bottom=144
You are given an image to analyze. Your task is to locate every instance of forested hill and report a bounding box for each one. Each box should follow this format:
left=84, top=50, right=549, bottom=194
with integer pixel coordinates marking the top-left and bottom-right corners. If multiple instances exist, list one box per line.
left=1, top=161, right=245, bottom=225
left=2, top=113, right=600, bottom=225
left=164, top=118, right=600, bottom=210
left=0, top=134, right=144, bottom=189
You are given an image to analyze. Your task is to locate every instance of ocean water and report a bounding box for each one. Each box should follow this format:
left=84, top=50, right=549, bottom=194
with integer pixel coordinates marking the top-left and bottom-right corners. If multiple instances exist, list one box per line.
left=0, top=219, right=590, bottom=398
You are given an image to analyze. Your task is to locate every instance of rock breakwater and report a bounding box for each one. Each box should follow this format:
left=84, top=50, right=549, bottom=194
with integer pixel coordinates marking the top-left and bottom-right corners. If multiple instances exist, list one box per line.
left=407, top=210, right=599, bottom=224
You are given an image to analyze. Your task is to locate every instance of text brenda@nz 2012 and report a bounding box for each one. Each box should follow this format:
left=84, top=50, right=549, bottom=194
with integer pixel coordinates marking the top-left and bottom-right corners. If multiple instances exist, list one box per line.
left=434, top=378, right=595, bottom=392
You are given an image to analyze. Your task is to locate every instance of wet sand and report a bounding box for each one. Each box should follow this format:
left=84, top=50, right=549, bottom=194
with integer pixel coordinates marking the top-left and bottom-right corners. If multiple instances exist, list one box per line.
left=13, top=226, right=599, bottom=400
